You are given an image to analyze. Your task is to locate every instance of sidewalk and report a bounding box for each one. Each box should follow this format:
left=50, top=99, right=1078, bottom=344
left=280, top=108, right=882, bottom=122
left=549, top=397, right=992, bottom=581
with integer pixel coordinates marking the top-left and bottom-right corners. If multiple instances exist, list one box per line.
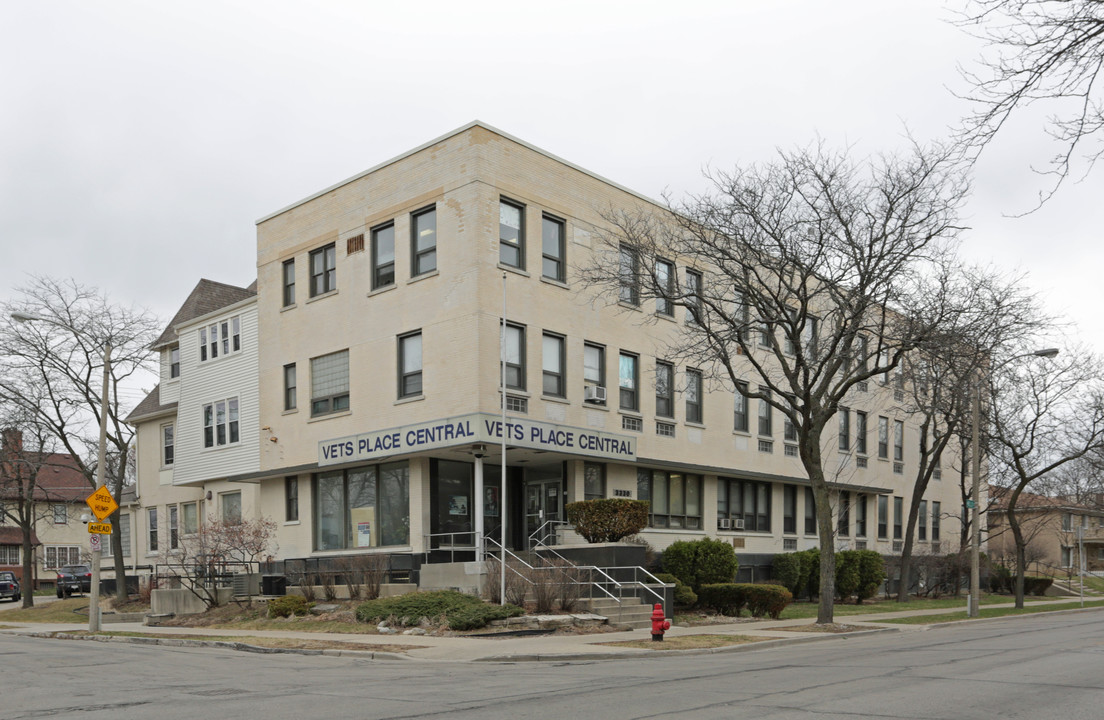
left=1, top=597, right=1099, bottom=663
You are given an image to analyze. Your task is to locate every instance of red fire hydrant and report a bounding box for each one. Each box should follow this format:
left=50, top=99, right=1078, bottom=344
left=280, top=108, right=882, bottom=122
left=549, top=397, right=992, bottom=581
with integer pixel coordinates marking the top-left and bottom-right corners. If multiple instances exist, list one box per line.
left=651, top=603, right=670, bottom=641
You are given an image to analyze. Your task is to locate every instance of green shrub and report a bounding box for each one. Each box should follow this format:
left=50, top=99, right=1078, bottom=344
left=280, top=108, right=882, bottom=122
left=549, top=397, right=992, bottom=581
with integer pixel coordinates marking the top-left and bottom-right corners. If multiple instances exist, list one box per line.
left=1023, top=576, right=1054, bottom=596
left=799, top=548, right=821, bottom=599
left=445, top=603, right=525, bottom=630
left=697, top=583, right=747, bottom=616
left=268, top=595, right=314, bottom=618
left=989, top=564, right=1013, bottom=593
left=355, top=590, right=522, bottom=630
left=855, top=550, right=886, bottom=602
left=772, top=553, right=803, bottom=596
left=743, top=584, right=793, bottom=619
left=655, top=572, right=698, bottom=607
left=661, top=538, right=739, bottom=591
left=835, top=551, right=861, bottom=601
left=565, top=499, right=650, bottom=543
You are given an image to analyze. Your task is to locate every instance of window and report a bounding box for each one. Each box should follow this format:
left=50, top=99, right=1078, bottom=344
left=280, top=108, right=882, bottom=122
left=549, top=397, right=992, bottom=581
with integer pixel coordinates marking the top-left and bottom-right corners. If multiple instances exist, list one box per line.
left=759, top=318, right=772, bottom=347
left=918, top=500, right=928, bottom=541
left=584, top=463, right=605, bottom=501
left=53, top=504, right=67, bottom=524
left=838, top=408, right=850, bottom=451
left=734, top=382, right=749, bottom=432
left=314, top=462, right=410, bottom=549
left=855, top=494, right=868, bottom=537
left=783, top=485, right=797, bottom=534
left=162, top=424, right=174, bottom=466
left=835, top=491, right=850, bottom=536
left=411, top=206, right=437, bottom=276
left=169, top=506, right=179, bottom=550
left=221, top=492, right=242, bottom=524
left=805, top=487, right=817, bottom=534
left=148, top=508, right=158, bottom=553
left=45, top=546, right=81, bottom=569
left=285, top=477, right=299, bottom=522
left=685, top=368, right=703, bottom=423
left=203, top=398, right=240, bottom=448
left=878, top=417, right=889, bottom=459
left=182, top=502, right=198, bottom=535
left=856, top=411, right=868, bottom=455
left=893, top=496, right=903, bottom=540
left=169, top=347, right=180, bottom=379
left=718, top=477, right=771, bottom=532
left=637, top=469, right=702, bottom=529
left=499, top=199, right=524, bottom=268
left=198, top=317, right=241, bottom=362
left=931, top=501, right=941, bottom=541
left=857, top=335, right=869, bottom=370
left=371, top=222, right=395, bottom=289
left=503, top=323, right=525, bottom=390
left=1062, top=512, right=1072, bottom=531
left=619, top=352, right=639, bottom=411
left=542, top=333, right=565, bottom=397
left=734, top=288, right=751, bottom=341
left=801, top=316, right=819, bottom=357
left=583, top=343, right=605, bottom=400
left=311, top=350, right=350, bottom=416
left=309, top=243, right=336, bottom=297
left=1061, top=545, right=1073, bottom=567
left=877, top=496, right=888, bottom=538
left=758, top=390, right=772, bottom=436
left=618, top=245, right=639, bottom=305
left=284, top=364, right=297, bottom=411
left=655, top=362, right=674, bottom=418
left=398, top=332, right=423, bottom=398
left=655, top=259, right=674, bottom=316
left=0, top=546, right=19, bottom=564
left=116, top=514, right=132, bottom=558
left=282, top=258, right=295, bottom=307
left=783, top=395, right=797, bottom=441
left=542, top=214, right=565, bottom=281
left=685, top=270, right=702, bottom=324
left=894, top=420, right=904, bottom=462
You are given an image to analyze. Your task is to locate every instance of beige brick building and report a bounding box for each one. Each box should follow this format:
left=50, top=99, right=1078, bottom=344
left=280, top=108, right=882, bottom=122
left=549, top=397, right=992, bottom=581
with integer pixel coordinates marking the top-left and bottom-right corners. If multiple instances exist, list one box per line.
left=131, top=122, right=966, bottom=582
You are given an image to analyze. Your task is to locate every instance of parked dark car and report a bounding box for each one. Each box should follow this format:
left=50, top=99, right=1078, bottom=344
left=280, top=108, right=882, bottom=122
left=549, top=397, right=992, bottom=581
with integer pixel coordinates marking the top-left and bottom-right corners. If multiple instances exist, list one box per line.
left=56, top=564, right=92, bottom=597
left=0, top=571, right=20, bottom=602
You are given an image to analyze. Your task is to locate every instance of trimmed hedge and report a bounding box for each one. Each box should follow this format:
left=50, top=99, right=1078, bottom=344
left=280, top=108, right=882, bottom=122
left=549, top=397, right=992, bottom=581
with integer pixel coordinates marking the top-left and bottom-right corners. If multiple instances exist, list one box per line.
left=1024, top=576, right=1054, bottom=596
left=772, top=552, right=803, bottom=596
left=772, top=549, right=885, bottom=603
left=698, top=583, right=793, bottom=619
left=654, top=572, right=698, bottom=607
left=565, top=499, right=650, bottom=543
left=744, top=584, right=793, bottom=619
left=854, top=550, right=886, bottom=602
left=268, top=595, right=314, bottom=618
left=355, top=590, right=524, bottom=630
left=661, top=538, right=739, bottom=591
left=697, top=583, right=745, bottom=616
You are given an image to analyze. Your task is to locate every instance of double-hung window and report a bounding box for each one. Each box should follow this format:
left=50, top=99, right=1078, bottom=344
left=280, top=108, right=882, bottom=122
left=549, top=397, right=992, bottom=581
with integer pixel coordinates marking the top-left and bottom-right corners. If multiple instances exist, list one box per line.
left=182, top=502, right=198, bottom=535
left=53, top=504, right=66, bottom=524
left=894, top=420, right=904, bottom=462
left=541, top=214, right=565, bottom=281
left=931, top=502, right=941, bottom=541
left=203, top=398, right=239, bottom=447
left=499, top=199, right=524, bottom=268
left=169, top=347, right=180, bottom=378
left=583, top=343, right=605, bottom=402
left=856, top=411, right=868, bottom=454
left=783, top=395, right=797, bottom=441
left=877, top=496, right=888, bottom=538
left=686, top=368, right=703, bottom=423
left=148, top=508, right=158, bottom=552
left=619, top=352, right=639, bottom=411
left=758, top=390, right=772, bottom=436
left=655, top=361, right=674, bottom=418
left=855, top=494, right=868, bottom=536
left=783, top=485, right=797, bottom=533
left=162, top=424, right=174, bottom=466
left=734, top=382, right=749, bottom=432
left=685, top=269, right=702, bottom=324
left=221, top=492, right=242, bottom=524
left=838, top=490, right=851, bottom=536
left=285, top=477, right=299, bottom=522
left=878, top=417, right=889, bottom=458
left=655, top=259, right=674, bottom=316
left=310, top=243, right=336, bottom=297
left=718, top=477, right=771, bottom=532
left=411, top=206, right=437, bottom=276
left=805, top=487, right=817, bottom=534
left=284, top=363, right=297, bottom=411
left=637, top=469, right=702, bottom=529
left=169, top=506, right=179, bottom=550
left=838, top=407, right=850, bottom=451
left=371, top=222, right=396, bottom=289
left=282, top=258, right=296, bottom=306
left=541, top=333, right=565, bottom=397
left=918, top=500, right=928, bottom=541
left=893, top=496, right=903, bottom=539
left=503, top=323, right=525, bottom=390
left=398, top=332, right=423, bottom=398
left=310, top=350, right=350, bottom=416
left=734, top=287, right=751, bottom=341
left=618, top=245, right=639, bottom=305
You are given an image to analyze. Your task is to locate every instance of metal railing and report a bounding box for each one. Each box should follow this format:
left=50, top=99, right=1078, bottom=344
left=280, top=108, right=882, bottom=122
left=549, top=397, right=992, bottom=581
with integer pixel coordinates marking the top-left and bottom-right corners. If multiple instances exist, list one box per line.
left=422, top=531, right=478, bottom=563
left=527, top=519, right=569, bottom=551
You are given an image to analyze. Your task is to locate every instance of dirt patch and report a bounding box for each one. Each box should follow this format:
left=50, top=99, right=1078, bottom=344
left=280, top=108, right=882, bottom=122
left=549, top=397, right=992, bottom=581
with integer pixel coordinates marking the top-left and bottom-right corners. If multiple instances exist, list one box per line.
left=674, top=612, right=763, bottom=627
left=60, top=630, right=419, bottom=653
left=599, top=634, right=771, bottom=650
left=785, top=623, right=869, bottom=633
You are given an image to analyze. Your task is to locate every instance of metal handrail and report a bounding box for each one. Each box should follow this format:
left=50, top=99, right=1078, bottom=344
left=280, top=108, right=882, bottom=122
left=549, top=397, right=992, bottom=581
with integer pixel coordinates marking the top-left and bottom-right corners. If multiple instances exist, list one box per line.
left=422, top=531, right=477, bottom=563
left=483, top=536, right=621, bottom=603
left=527, top=519, right=569, bottom=551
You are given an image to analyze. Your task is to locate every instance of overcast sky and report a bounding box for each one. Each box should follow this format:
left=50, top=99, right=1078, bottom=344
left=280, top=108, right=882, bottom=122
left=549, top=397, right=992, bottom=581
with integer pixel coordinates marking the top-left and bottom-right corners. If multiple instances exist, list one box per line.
left=2, top=1, right=1100, bottom=358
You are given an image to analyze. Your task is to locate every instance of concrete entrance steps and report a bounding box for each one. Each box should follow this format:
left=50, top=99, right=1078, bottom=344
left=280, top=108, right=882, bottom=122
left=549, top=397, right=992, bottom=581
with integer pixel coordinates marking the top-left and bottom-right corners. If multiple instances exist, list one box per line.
left=584, top=596, right=656, bottom=630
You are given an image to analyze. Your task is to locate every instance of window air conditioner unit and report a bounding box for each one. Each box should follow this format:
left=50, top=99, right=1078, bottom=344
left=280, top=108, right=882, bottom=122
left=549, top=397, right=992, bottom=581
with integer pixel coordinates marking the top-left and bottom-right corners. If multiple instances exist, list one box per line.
left=585, top=385, right=607, bottom=402
left=718, top=518, right=732, bottom=530
left=733, top=518, right=746, bottom=530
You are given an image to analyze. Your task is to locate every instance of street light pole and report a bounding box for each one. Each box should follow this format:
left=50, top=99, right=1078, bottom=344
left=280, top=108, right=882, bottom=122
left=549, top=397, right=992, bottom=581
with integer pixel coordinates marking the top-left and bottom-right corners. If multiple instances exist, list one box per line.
left=969, top=347, right=1059, bottom=618
left=11, top=311, right=111, bottom=632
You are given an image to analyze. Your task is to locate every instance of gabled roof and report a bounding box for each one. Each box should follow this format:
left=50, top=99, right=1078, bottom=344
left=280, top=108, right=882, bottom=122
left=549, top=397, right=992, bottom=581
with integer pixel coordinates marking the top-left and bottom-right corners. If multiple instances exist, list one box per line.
left=151, top=279, right=256, bottom=350
left=0, top=526, right=40, bottom=546
left=988, top=485, right=1102, bottom=514
left=0, top=451, right=89, bottom=503
left=125, top=384, right=177, bottom=424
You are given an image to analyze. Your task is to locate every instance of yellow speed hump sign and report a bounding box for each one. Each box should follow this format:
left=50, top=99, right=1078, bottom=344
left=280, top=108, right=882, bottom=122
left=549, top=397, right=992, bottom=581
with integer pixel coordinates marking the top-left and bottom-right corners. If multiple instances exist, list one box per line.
left=86, top=486, right=118, bottom=521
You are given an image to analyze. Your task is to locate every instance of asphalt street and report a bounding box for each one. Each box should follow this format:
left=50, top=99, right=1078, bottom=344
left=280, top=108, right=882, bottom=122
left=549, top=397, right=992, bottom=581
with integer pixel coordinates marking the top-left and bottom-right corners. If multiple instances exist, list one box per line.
left=4, top=610, right=1102, bottom=720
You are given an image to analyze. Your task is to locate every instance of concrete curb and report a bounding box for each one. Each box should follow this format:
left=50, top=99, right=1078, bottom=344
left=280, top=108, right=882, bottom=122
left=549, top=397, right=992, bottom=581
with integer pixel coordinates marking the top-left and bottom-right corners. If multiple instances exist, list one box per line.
left=917, top=603, right=1104, bottom=630
left=19, top=631, right=409, bottom=661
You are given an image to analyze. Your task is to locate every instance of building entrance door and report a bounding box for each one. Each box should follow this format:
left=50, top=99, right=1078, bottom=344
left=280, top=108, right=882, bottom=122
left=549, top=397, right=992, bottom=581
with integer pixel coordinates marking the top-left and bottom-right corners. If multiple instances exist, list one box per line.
left=524, top=465, right=563, bottom=549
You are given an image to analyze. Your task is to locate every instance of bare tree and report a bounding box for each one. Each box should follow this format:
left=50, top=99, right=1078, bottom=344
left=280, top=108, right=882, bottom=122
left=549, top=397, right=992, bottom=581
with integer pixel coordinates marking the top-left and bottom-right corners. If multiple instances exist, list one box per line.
left=957, top=0, right=1104, bottom=201
left=0, top=277, right=160, bottom=603
left=160, top=517, right=277, bottom=609
left=582, top=141, right=970, bottom=623
left=987, top=345, right=1104, bottom=607
left=894, top=269, right=1044, bottom=600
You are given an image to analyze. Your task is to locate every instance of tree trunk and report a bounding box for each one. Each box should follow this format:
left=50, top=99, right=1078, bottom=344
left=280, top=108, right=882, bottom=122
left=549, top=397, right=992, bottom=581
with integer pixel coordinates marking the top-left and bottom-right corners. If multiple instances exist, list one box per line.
left=897, top=510, right=919, bottom=602
left=799, top=424, right=835, bottom=624
left=109, top=510, right=127, bottom=603
left=21, top=528, right=34, bottom=608
left=1008, top=506, right=1026, bottom=609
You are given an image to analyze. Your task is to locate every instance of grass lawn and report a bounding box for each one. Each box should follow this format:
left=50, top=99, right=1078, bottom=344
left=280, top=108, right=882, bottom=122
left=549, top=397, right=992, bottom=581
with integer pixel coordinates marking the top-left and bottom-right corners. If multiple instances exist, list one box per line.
left=879, top=598, right=1104, bottom=624
left=53, top=630, right=420, bottom=653
left=778, top=594, right=1047, bottom=620
left=600, top=634, right=770, bottom=650
left=0, top=598, right=91, bottom=623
